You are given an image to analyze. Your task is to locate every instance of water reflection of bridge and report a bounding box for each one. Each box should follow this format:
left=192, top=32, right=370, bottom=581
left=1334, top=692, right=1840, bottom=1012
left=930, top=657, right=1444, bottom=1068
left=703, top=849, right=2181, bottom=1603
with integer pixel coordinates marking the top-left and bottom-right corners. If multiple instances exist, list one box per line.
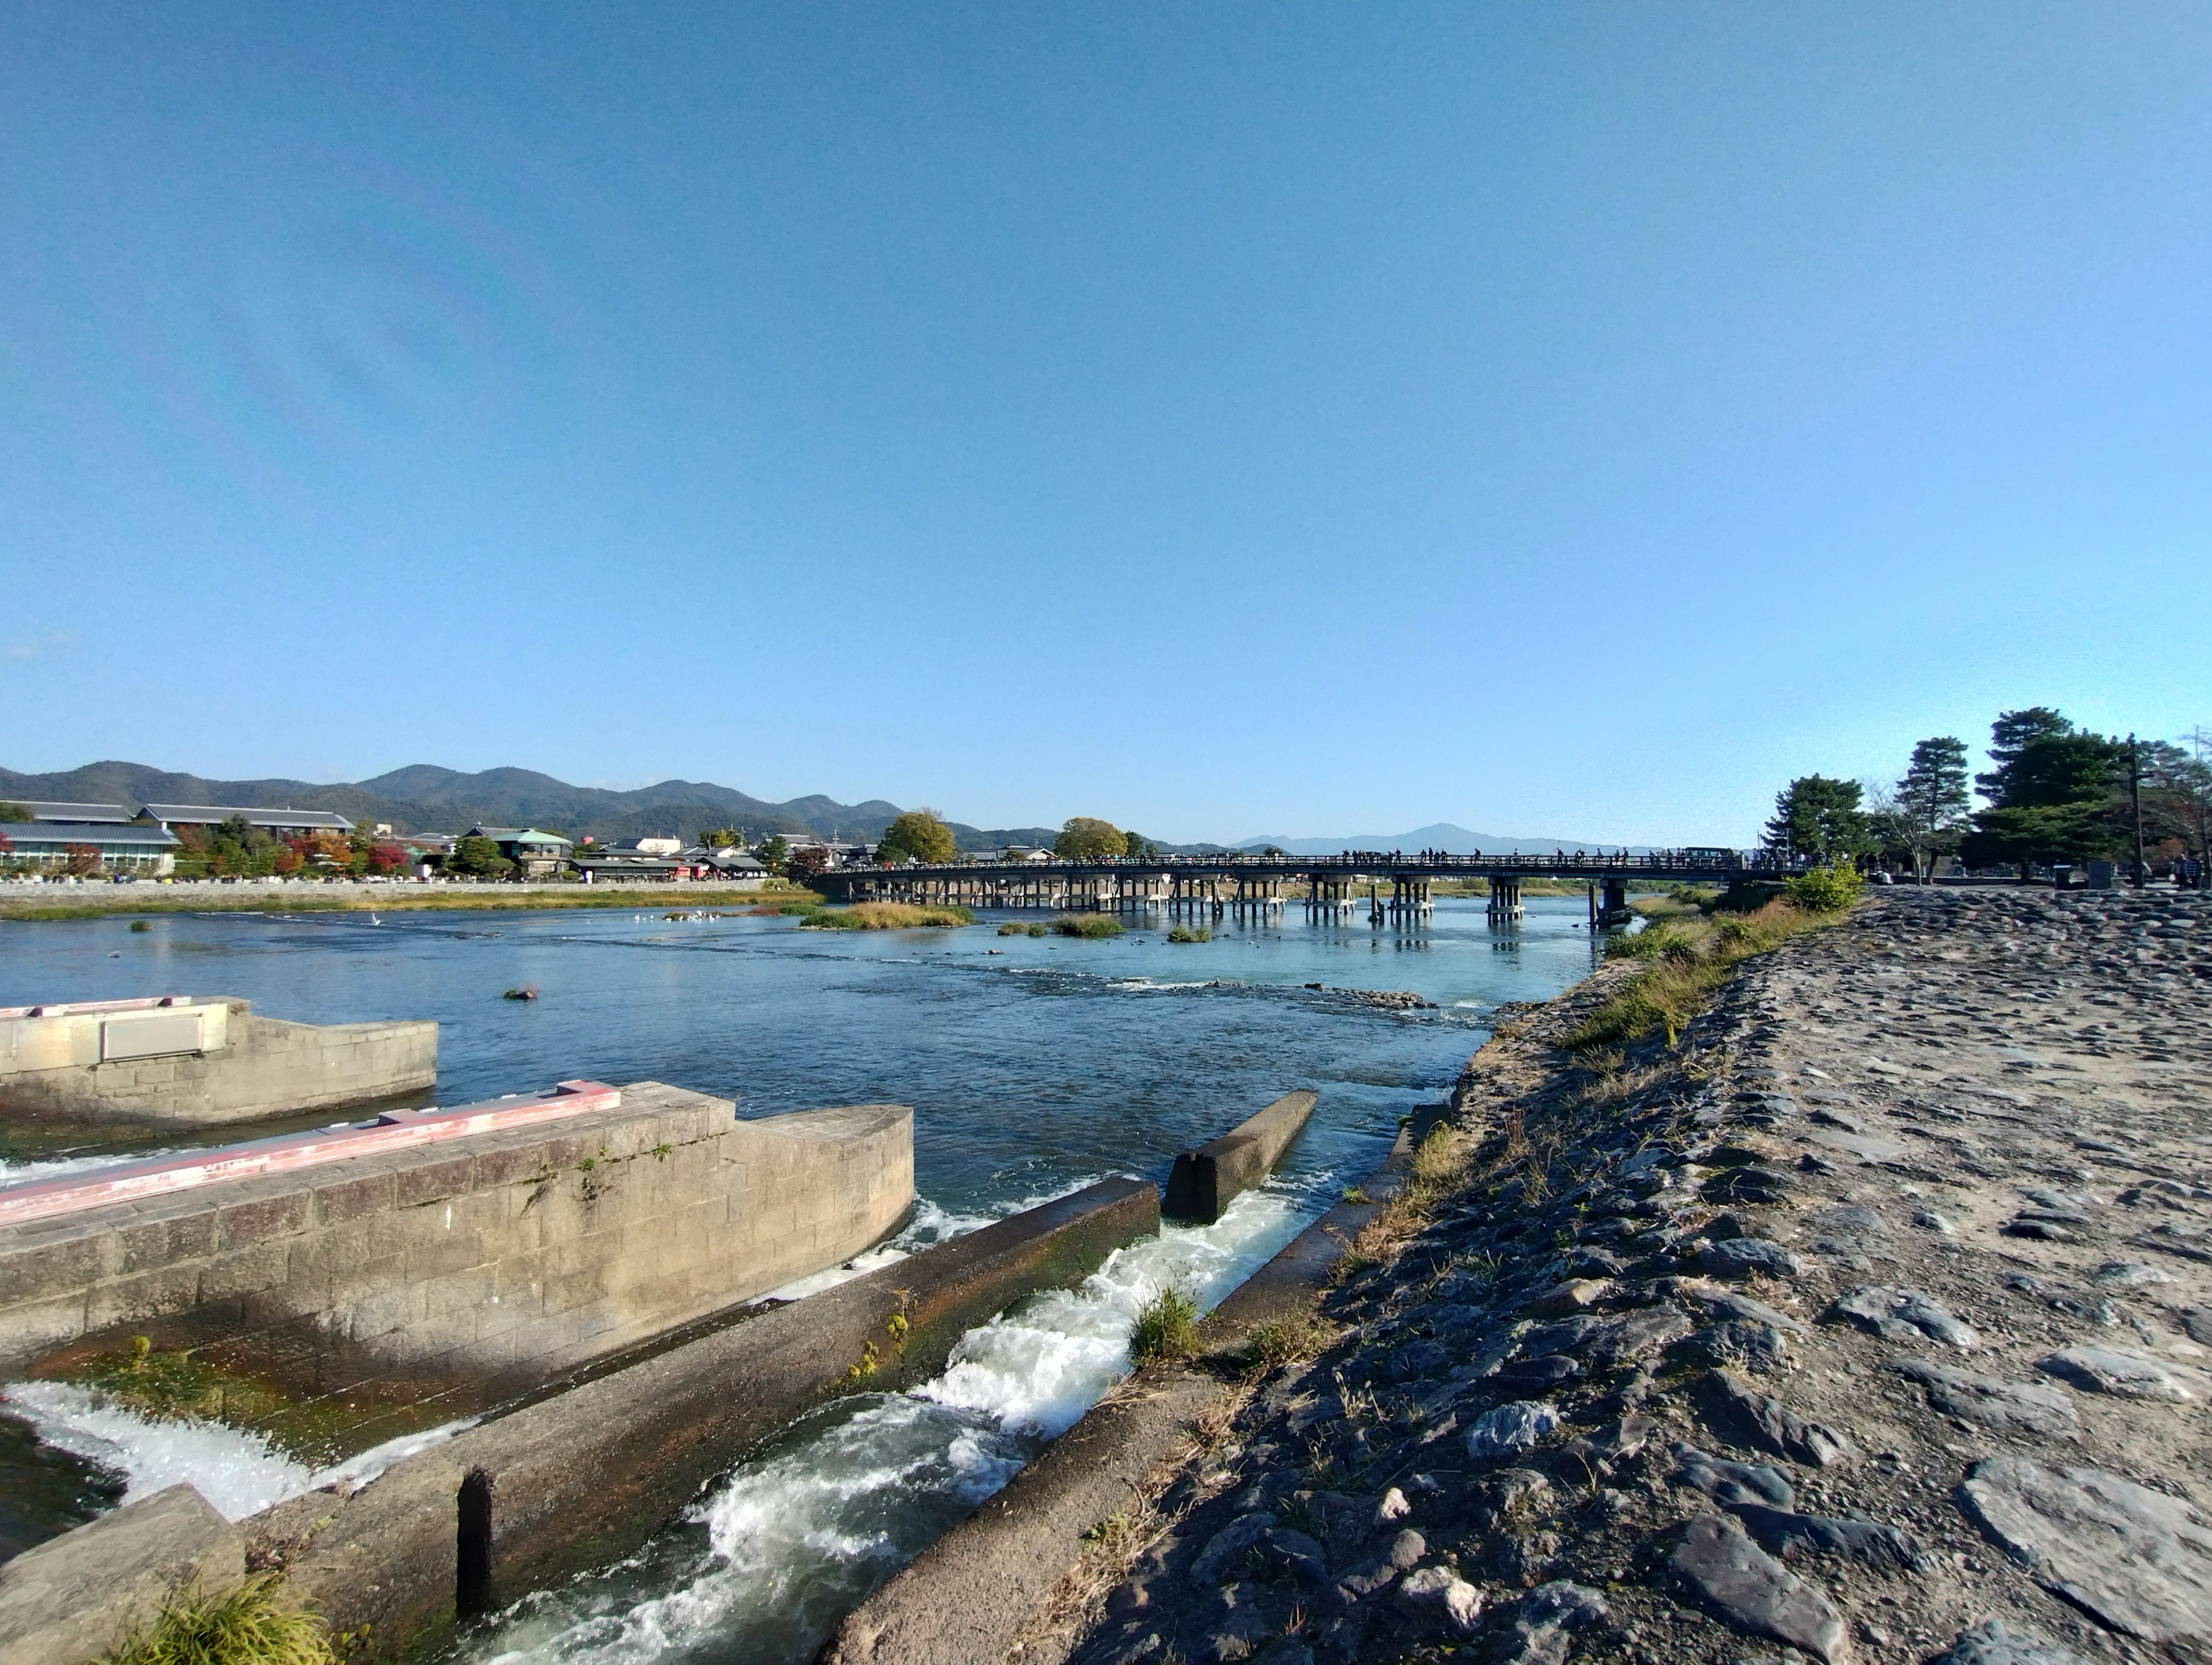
left=812, top=850, right=1795, bottom=929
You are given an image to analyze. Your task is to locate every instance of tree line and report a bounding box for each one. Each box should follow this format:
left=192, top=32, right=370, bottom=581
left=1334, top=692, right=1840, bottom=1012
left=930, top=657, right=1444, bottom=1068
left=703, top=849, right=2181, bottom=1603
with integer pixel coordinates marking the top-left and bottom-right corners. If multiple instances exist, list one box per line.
left=1766, top=708, right=2210, bottom=879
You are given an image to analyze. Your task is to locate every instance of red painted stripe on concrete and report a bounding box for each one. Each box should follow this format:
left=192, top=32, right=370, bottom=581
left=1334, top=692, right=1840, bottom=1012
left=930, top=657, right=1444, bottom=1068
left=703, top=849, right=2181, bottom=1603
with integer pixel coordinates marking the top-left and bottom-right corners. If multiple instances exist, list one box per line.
left=0, top=1081, right=622, bottom=1227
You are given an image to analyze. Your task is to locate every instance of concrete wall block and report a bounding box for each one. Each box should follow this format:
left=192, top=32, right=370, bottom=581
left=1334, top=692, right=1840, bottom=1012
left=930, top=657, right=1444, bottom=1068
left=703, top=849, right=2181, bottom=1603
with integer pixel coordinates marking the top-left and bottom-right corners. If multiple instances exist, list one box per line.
left=491, top=1253, right=547, bottom=1315
left=471, top=1144, right=560, bottom=1190
left=392, top=1154, right=481, bottom=1208
left=400, top=1220, right=498, bottom=1283
left=0, top=1231, right=111, bottom=1309
left=114, top=1209, right=218, bottom=1275
left=196, top=1240, right=290, bottom=1304
left=309, top=1170, right=397, bottom=1227
left=415, top=1266, right=498, bottom=1333
left=342, top=1279, right=422, bottom=1343
left=0, top=1292, right=93, bottom=1367
left=213, top=1190, right=313, bottom=1251
left=83, top=1262, right=205, bottom=1333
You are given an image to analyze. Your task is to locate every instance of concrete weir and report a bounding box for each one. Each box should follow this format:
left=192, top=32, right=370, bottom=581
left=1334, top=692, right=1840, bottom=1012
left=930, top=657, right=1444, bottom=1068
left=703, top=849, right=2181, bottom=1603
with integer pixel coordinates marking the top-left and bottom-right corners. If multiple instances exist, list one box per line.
left=0, top=1179, right=1161, bottom=1662
left=0, top=996, right=437, bottom=1130
left=0, top=1082, right=914, bottom=1394
left=1163, top=1088, right=1317, bottom=1223
left=255, top=1177, right=1162, bottom=1652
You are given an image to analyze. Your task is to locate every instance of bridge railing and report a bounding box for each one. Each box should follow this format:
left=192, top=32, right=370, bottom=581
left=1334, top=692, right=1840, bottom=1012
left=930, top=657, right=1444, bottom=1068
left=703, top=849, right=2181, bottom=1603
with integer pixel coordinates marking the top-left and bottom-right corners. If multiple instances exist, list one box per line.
left=826, top=849, right=1811, bottom=877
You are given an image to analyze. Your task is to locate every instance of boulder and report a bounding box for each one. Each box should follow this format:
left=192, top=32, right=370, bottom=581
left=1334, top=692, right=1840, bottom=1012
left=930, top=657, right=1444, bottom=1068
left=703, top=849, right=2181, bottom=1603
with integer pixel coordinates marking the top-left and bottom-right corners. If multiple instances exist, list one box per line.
left=1888, top=1358, right=2080, bottom=1436
left=2034, top=1346, right=2196, bottom=1402
left=1957, top=1456, right=2212, bottom=1641
left=1695, top=1238, right=1802, bottom=1280
left=1824, top=1285, right=1980, bottom=1348
left=1465, top=1400, right=1560, bottom=1459
left=1669, top=1512, right=1847, bottom=1661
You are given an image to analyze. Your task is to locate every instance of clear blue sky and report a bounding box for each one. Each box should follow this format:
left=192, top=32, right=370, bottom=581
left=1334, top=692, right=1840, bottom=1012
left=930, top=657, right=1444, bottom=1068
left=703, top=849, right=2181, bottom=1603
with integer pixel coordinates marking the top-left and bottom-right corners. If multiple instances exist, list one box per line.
left=4, top=5, right=2207, bottom=844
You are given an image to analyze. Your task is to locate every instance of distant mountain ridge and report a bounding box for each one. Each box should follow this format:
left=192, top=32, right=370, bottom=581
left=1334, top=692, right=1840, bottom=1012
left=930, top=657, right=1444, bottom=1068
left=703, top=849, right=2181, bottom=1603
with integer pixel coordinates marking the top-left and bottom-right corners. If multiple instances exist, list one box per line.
left=0, top=761, right=1058, bottom=850
left=1233, top=822, right=1644, bottom=856
left=0, top=763, right=1647, bottom=856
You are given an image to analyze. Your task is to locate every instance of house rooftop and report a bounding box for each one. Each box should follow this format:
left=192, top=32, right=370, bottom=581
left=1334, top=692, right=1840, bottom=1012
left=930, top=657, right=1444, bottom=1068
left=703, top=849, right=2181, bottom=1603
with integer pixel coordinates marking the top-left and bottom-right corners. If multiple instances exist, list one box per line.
left=141, top=804, right=354, bottom=832
left=1, top=822, right=181, bottom=847
left=6, top=801, right=138, bottom=824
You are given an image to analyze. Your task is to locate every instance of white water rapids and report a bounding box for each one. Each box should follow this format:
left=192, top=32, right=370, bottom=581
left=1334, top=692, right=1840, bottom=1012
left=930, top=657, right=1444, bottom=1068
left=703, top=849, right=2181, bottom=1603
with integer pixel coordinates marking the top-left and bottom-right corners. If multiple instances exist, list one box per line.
left=446, top=1182, right=1318, bottom=1665
left=0, top=1381, right=478, bottom=1522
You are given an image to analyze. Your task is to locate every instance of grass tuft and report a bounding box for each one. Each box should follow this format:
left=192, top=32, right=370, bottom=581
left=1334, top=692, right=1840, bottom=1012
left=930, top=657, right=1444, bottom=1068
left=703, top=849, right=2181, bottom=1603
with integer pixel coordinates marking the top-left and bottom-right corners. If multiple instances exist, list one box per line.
left=1243, top=1313, right=1334, bottom=1372
left=1165, top=924, right=1210, bottom=943
left=1130, top=1287, right=1198, bottom=1366
left=1051, top=913, right=1124, bottom=938
left=103, top=1573, right=335, bottom=1665
left=1570, top=898, right=1844, bottom=1052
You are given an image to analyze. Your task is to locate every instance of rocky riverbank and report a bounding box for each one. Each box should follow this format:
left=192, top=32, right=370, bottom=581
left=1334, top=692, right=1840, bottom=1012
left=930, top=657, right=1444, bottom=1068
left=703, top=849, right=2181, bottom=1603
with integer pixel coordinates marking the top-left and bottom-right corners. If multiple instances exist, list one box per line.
left=1046, top=887, right=2212, bottom=1665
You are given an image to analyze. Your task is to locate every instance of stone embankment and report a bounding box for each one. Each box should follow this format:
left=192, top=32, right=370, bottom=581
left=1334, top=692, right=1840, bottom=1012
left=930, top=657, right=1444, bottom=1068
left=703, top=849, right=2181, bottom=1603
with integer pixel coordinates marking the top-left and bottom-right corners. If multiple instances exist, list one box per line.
left=1044, top=888, right=2211, bottom=1665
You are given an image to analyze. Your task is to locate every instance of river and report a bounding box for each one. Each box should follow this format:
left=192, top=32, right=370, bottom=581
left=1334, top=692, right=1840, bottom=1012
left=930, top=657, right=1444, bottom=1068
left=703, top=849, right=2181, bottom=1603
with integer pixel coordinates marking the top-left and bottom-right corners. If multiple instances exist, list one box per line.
left=0, top=895, right=1598, bottom=1655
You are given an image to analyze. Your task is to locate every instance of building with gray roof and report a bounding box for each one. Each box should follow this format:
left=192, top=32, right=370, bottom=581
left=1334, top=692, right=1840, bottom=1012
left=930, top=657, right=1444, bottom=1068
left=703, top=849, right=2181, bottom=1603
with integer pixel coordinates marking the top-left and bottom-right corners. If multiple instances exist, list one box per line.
left=139, top=804, right=354, bottom=835
left=5, top=801, right=138, bottom=824
left=1, top=821, right=181, bottom=874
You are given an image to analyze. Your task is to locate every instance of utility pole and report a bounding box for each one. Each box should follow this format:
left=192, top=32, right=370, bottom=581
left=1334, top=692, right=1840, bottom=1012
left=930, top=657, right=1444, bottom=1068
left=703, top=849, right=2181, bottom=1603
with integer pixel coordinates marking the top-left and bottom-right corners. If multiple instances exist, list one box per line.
left=2129, top=734, right=2147, bottom=889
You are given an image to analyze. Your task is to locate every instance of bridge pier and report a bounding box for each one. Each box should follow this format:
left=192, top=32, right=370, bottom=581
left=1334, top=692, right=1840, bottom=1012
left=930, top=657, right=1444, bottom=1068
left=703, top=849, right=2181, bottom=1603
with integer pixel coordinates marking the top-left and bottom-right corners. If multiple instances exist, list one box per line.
left=1487, top=875, right=1523, bottom=923
left=1598, top=875, right=1631, bottom=928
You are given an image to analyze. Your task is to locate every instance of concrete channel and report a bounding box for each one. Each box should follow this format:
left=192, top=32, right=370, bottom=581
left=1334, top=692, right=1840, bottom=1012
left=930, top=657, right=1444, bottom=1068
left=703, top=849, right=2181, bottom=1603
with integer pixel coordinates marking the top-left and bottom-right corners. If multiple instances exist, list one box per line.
left=1164, top=1088, right=1317, bottom=1223
left=820, top=1108, right=1441, bottom=1665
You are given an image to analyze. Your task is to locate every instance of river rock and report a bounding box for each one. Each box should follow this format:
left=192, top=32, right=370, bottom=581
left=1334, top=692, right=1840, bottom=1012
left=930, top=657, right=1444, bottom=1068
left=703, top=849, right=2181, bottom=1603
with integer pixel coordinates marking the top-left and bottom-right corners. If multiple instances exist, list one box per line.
left=1387, top=1338, right=1452, bottom=1380
left=1824, top=1285, right=1980, bottom=1348
left=1687, top=1287, right=1809, bottom=1335
left=1669, top=1512, right=1847, bottom=1661
left=2035, top=1345, right=2196, bottom=1402
left=1696, top=1238, right=1803, bottom=1280
left=1888, top=1357, right=2081, bottom=1435
left=1495, top=1353, right=1584, bottom=1392
left=1692, top=1370, right=1857, bottom=1467
left=1957, top=1455, right=2212, bottom=1641
left=1336, top=1528, right=1425, bottom=1598
left=1930, top=1618, right=2088, bottom=1665
left=1191, top=1513, right=1278, bottom=1585
left=1672, top=1320, right=1787, bottom=1372
left=1674, top=1446, right=1795, bottom=1510
left=1393, top=1565, right=1481, bottom=1633
left=1703, top=1165, right=1796, bottom=1205
left=1806, top=1203, right=1897, bottom=1267
left=1466, top=1400, right=1559, bottom=1459
left=1494, top=1581, right=1608, bottom=1665
left=1730, top=1502, right=1932, bottom=1570
left=1528, top=1279, right=1611, bottom=1317
left=2090, top=1261, right=2172, bottom=1287
left=1582, top=1304, right=1692, bottom=1366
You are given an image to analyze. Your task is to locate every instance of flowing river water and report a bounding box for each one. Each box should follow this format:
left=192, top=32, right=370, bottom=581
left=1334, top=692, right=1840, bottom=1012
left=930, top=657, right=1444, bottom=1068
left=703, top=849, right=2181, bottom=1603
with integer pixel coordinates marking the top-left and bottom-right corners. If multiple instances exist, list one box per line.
left=0, top=895, right=1600, bottom=1658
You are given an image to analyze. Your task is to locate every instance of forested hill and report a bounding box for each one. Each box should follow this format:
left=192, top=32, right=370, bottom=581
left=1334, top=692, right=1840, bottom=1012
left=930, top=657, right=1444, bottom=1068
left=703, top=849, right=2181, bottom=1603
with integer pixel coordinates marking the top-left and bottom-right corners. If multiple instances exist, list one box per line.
left=0, top=761, right=1058, bottom=849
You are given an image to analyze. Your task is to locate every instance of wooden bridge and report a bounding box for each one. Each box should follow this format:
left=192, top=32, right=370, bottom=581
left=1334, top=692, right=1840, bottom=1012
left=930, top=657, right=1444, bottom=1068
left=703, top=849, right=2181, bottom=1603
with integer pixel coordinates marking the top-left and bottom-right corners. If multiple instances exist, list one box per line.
left=812, top=849, right=1800, bottom=928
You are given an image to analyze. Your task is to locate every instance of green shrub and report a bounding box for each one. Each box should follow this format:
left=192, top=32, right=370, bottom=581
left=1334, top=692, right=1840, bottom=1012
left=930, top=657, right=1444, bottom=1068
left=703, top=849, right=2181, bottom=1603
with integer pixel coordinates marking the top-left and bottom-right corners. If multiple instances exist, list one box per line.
left=1051, top=913, right=1124, bottom=938
left=1783, top=864, right=1866, bottom=913
left=1130, top=1287, right=1198, bottom=1366
left=801, top=903, right=973, bottom=930
left=1166, top=924, right=1210, bottom=943
left=104, top=1573, right=335, bottom=1665
left=1603, top=922, right=1699, bottom=965
left=997, top=921, right=1028, bottom=935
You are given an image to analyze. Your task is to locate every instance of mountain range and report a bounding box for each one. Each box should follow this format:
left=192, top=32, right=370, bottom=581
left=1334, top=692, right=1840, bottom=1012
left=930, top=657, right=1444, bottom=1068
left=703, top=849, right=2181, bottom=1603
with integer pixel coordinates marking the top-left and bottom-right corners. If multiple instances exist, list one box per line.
left=0, top=763, right=1627, bottom=854
left=0, top=761, right=1058, bottom=849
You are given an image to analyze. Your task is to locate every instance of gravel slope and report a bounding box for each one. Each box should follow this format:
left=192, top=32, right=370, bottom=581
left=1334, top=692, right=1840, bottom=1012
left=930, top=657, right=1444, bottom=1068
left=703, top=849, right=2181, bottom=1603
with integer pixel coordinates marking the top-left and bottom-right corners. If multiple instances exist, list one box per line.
left=1050, top=887, right=2212, bottom=1665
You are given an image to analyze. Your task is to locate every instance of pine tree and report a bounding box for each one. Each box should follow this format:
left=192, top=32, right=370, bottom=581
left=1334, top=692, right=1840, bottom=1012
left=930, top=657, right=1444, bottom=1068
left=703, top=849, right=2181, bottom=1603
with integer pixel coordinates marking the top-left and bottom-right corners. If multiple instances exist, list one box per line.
left=1895, top=737, right=1970, bottom=879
